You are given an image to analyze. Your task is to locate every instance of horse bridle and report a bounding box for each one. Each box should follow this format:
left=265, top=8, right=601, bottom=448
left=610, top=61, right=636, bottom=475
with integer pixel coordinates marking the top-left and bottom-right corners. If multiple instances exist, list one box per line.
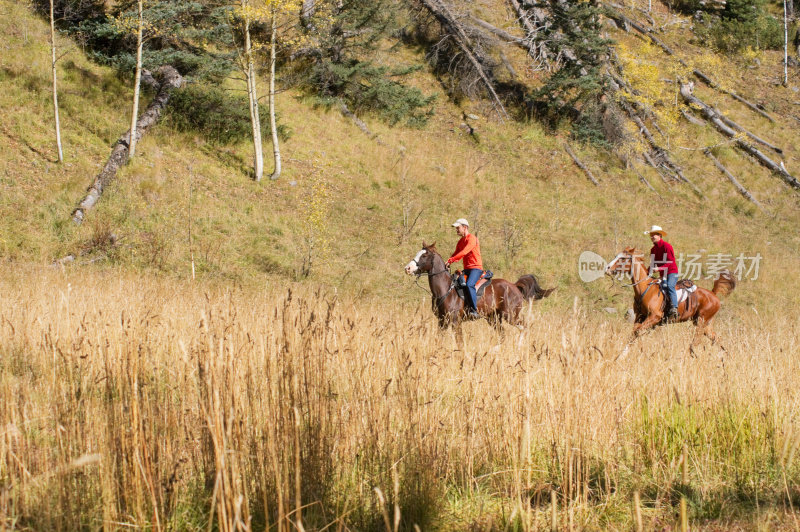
left=410, top=252, right=450, bottom=278
left=411, top=253, right=453, bottom=302
left=609, top=253, right=658, bottom=289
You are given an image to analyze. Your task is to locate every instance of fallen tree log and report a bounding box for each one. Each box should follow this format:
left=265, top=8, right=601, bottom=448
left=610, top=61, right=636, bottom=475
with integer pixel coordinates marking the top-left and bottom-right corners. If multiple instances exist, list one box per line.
left=680, top=108, right=706, bottom=127
left=704, top=148, right=767, bottom=213
left=608, top=75, right=705, bottom=197
left=603, top=4, right=775, bottom=122
left=632, top=161, right=659, bottom=194
left=642, top=151, right=671, bottom=183
left=417, top=0, right=509, bottom=119
left=714, top=113, right=783, bottom=154
left=564, top=143, right=600, bottom=185
left=468, top=15, right=526, bottom=47
left=676, top=76, right=784, bottom=153
left=680, top=81, right=800, bottom=190
left=72, top=66, right=184, bottom=224
left=340, top=102, right=375, bottom=139
left=690, top=70, right=774, bottom=123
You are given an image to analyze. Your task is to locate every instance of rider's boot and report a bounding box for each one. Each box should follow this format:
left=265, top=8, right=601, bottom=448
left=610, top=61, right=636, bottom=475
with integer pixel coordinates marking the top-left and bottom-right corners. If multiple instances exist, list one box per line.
left=466, top=307, right=480, bottom=320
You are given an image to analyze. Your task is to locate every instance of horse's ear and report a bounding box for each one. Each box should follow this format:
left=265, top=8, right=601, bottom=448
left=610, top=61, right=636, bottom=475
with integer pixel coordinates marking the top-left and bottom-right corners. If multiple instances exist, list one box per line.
left=624, top=246, right=635, bottom=253
left=430, top=241, right=436, bottom=250
left=421, top=241, right=428, bottom=249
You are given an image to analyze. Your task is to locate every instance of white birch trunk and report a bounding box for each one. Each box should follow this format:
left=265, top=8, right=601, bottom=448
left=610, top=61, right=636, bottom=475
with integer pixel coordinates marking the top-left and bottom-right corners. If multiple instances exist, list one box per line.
left=129, top=0, right=144, bottom=157
left=269, top=12, right=281, bottom=180
left=784, top=0, right=789, bottom=87
left=243, top=0, right=264, bottom=182
left=49, top=0, right=63, bottom=163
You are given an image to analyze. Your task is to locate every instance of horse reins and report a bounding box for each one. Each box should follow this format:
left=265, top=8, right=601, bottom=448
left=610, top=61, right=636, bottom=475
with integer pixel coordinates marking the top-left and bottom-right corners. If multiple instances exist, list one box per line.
left=412, top=258, right=453, bottom=302
left=610, top=254, right=662, bottom=302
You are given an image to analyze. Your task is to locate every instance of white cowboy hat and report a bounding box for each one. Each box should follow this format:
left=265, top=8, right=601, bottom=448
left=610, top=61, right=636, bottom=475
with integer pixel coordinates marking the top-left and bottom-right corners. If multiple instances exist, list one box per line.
left=644, top=225, right=667, bottom=236
left=451, top=218, right=470, bottom=227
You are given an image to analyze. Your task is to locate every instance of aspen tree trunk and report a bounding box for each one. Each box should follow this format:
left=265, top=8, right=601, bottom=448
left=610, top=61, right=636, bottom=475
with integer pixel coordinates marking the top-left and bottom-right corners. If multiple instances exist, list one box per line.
left=129, top=0, right=144, bottom=157
left=243, top=0, right=264, bottom=182
left=49, top=0, right=63, bottom=162
left=784, top=0, right=789, bottom=87
left=269, top=11, right=281, bottom=180
left=300, top=0, right=316, bottom=30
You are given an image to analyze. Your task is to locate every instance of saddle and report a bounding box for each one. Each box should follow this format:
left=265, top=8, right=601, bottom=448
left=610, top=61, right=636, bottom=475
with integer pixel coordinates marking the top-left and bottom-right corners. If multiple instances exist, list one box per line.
left=659, top=278, right=698, bottom=313
left=453, top=270, right=493, bottom=302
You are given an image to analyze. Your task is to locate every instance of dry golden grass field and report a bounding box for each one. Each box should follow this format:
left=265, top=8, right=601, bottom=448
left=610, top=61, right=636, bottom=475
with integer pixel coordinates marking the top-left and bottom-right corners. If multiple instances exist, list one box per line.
left=2, top=266, right=799, bottom=530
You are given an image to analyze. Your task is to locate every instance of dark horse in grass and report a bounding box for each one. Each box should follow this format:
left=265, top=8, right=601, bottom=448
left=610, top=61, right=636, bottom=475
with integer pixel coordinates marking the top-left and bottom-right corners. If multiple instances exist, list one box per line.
left=404, top=242, right=554, bottom=328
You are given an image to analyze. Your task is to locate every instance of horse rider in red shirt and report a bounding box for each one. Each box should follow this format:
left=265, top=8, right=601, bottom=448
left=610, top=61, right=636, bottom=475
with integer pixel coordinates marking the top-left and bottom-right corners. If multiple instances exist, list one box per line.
left=646, top=225, right=679, bottom=321
left=445, top=218, right=483, bottom=320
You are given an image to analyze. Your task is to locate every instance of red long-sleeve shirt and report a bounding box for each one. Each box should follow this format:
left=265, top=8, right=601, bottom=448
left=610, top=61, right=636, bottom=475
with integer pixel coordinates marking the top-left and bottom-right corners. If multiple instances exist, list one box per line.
left=448, top=233, right=483, bottom=270
left=650, top=240, right=678, bottom=277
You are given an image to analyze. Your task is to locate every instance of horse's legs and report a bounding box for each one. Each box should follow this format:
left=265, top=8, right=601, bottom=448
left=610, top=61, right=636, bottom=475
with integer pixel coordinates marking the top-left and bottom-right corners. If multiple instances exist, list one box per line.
left=703, top=317, right=717, bottom=342
left=689, top=316, right=707, bottom=355
left=702, top=317, right=726, bottom=352
left=632, top=313, right=661, bottom=339
left=454, top=320, right=465, bottom=349
left=493, top=313, right=506, bottom=342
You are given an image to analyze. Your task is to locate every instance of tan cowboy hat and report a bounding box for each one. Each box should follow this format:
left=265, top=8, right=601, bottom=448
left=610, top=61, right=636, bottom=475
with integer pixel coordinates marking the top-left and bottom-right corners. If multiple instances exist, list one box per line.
left=451, top=218, right=470, bottom=227
left=644, top=225, right=667, bottom=237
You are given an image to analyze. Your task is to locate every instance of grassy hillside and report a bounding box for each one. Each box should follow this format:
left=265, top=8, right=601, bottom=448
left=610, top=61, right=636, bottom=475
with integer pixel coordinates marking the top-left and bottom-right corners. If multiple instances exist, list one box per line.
left=2, top=0, right=799, bottom=313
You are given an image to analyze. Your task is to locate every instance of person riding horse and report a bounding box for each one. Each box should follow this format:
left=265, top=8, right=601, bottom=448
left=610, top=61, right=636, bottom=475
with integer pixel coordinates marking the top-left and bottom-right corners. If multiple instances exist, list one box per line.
left=445, top=218, right=482, bottom=320
left=646, top=225, right=679, bottom=321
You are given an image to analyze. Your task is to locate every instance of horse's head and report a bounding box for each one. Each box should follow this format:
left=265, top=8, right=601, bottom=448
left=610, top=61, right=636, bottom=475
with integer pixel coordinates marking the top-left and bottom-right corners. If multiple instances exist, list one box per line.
left=605, top=247, right=643, bottom=278
left=404, top=242, right=439, bottom=276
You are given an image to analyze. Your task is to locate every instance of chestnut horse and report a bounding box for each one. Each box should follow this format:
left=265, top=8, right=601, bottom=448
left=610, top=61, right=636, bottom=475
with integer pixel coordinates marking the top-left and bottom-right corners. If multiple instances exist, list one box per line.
left=404, top=242, right=554, bottom=327
left=605, top=247, right=736, bottom=352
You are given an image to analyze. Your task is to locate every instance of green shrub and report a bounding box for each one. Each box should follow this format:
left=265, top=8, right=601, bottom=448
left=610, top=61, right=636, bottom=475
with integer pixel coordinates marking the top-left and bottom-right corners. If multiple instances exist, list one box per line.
left=309, top=59, right=436, bottom=128
left=694, top=13, right=783, bottom=52
left=691, top=0, right=784, bottom=53
left=166, top=84, right=289, bottom=145
left=665, top=0, right=707, bottom=13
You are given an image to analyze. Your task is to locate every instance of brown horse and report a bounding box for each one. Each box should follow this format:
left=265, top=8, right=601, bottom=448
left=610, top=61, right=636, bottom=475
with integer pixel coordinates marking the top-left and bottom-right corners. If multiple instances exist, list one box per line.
left=404, top=242, right=554, bottom=327
left=605, top=247, right=736, bottom=352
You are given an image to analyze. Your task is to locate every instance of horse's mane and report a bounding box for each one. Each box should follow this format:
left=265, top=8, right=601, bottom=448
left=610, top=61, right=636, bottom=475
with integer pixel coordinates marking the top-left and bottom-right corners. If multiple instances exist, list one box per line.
left=623, top=247, right=645, bottom=261
left=422, top=242, right=440, bottom=256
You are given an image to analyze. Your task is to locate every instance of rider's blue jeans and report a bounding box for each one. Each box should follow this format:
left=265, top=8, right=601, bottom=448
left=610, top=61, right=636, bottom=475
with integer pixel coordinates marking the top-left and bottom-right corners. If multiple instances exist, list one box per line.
left=464, top=268, right=482, bottom=311
left=665, top=273, right=678, bottom=310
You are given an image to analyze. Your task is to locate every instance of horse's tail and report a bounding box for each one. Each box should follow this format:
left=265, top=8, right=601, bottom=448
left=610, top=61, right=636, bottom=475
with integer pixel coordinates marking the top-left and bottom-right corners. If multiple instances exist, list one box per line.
left=712, top=270, right=737, bottom=299
left=515, top=274, right=555, bottom=300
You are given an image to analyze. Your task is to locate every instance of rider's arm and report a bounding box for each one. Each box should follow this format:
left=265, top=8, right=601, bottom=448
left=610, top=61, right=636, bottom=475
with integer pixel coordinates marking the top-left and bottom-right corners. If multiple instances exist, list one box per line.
left=447, top=235, right=476, bottom=264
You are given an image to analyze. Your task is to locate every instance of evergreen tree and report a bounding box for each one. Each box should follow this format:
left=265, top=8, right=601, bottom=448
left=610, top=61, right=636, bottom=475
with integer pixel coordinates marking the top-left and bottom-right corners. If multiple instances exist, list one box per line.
left=533, top=0, right=612, bottom=146
left=298, top=0, right=436, bottom=127
left=73, top=0, right=235, bottom=81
